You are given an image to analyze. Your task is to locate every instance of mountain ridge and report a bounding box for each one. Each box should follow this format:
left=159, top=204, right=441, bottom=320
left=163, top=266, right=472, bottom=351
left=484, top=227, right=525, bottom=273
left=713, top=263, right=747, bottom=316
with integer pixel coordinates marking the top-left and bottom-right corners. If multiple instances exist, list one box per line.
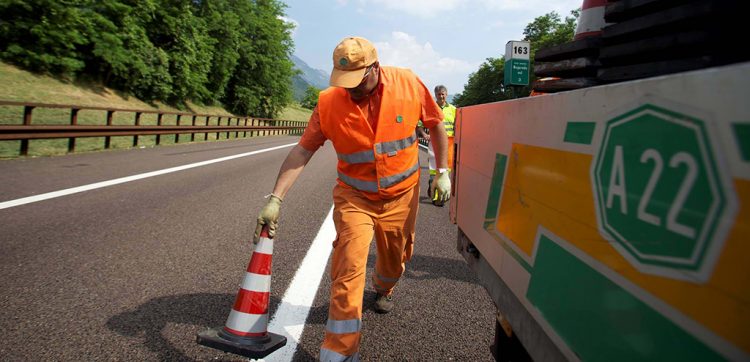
left=290, top=55, right=329, bottom=101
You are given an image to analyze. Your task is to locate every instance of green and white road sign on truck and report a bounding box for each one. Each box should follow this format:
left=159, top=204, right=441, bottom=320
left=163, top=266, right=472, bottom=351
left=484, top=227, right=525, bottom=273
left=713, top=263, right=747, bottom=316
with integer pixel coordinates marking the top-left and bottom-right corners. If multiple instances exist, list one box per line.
left=592, top=103, right=737, bottom=281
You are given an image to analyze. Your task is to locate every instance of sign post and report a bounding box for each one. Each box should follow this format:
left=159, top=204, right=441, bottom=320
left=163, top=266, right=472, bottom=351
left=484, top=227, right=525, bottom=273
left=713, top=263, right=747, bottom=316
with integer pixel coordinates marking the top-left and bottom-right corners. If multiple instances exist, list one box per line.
left=504, top=41, right=530, bottom=87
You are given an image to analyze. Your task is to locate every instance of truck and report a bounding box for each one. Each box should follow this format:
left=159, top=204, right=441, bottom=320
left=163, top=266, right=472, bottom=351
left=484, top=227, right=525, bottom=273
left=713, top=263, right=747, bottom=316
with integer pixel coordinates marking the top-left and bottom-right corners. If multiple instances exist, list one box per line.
left=450, top=1, right=748, bottom=360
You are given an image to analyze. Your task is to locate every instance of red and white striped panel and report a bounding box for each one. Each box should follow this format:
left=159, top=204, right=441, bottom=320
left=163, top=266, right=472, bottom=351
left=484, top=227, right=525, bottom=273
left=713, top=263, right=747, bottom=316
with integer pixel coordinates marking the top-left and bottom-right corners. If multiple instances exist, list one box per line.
left=575, top=0, right=609, bottom=40
left=223, top=232, right=274, bottom=337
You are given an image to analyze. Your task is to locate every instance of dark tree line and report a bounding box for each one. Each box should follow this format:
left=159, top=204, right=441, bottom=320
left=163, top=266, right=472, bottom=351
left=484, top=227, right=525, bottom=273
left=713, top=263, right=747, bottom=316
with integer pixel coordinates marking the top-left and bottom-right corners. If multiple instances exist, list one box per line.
left=0, top=0, right=296, bottom=118
left=453, top=9, right=579, bottom=107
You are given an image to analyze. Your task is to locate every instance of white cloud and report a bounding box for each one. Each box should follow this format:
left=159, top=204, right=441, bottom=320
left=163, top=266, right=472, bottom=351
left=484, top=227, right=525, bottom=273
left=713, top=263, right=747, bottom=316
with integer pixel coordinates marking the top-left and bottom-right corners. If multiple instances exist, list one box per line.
left=278, top=16, right=299, bottom=37
left=375, top=32, right=477, bottom=93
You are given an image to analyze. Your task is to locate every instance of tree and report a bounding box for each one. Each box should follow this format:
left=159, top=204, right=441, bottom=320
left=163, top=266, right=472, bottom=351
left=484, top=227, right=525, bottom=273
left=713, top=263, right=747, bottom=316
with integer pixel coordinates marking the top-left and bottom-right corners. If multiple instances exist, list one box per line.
left=453, top=57, right=511, bottom=107
left=300, top=86, right=320, bottom=110
left=0, top=0, right=297, bottom=115
left=452, top=9, right=579, bottom=107
left=523, top=9, right=579, bottom=57
left=198, top=0, right=241, bottom=105
left=0, top=0, right=92, bottom=77
left=223, top=0, right=295, bottom=117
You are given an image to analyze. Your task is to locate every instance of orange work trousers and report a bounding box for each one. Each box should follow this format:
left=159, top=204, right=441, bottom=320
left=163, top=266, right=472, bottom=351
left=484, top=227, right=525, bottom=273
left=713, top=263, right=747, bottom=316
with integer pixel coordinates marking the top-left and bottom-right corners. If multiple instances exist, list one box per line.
left=319, top=183, right=419, bottom=361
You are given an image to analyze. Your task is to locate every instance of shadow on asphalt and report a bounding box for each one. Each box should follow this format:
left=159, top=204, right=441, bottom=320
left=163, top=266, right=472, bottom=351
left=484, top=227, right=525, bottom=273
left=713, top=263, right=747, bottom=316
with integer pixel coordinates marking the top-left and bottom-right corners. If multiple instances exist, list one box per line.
left=367, top=254, right=479, bottom=285
left=106, top=293, right=324, bottom=361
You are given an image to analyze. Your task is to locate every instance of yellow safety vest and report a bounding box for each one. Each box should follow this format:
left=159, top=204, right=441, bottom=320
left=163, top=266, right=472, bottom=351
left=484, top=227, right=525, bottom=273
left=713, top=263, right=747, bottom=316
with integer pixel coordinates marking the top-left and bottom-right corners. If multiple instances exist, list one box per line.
left=440, top=103, right=456, bottom=137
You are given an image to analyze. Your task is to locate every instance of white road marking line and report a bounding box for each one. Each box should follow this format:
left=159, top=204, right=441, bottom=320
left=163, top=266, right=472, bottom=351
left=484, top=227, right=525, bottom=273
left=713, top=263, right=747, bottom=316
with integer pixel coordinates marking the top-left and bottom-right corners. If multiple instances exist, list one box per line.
left=0, top=143, right=297, bottom=210
left=263, top=206, right=335, bottom=362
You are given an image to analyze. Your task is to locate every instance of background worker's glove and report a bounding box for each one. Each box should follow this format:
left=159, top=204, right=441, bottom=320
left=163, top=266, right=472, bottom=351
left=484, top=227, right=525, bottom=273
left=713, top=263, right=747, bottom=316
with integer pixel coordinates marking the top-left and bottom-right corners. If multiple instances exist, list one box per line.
left=254, top=194, right=282, bottom=244
left=432, top=170, right=451, bottom=204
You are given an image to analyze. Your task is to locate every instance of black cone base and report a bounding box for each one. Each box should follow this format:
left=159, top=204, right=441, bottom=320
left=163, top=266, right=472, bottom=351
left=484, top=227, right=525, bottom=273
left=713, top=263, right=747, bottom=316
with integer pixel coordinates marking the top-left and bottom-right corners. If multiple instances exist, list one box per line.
left=196, top=327, right=286, bottom=359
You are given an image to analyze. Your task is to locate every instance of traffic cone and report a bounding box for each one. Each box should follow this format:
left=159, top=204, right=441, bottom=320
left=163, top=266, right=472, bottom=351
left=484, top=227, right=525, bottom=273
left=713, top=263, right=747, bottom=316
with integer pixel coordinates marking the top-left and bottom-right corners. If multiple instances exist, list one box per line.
left=575, top=0, right=610, bottom=40
left=196, top=226, right=286, bottom=359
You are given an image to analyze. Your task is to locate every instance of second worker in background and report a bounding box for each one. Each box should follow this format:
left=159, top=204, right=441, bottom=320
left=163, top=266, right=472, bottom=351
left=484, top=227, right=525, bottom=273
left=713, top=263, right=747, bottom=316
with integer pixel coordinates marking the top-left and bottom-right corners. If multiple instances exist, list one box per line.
left=253, top=36, right=450, bottom=362
left=417, top=84, right=457, bottom=206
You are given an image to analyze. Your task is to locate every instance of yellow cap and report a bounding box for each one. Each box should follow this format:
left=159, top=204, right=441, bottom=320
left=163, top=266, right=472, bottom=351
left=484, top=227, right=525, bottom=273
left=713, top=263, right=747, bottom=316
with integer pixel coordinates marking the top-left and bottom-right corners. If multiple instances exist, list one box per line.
left=329, top=37, right=378, bottom=88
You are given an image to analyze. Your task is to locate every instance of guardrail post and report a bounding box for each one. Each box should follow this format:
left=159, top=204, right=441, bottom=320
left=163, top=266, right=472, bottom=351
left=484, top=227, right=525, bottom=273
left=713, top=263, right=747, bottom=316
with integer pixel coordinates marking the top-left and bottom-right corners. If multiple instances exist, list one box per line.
left=105, top=110, right=114, bottom=149
left=191, top=115, right=197, bottom=142
left=156, top=113, right=163, bottom=145
left=133, top=112, right=141, bottom=147
left=216, top=117, right=222, bottom=140
left=20, top=105, right=34, bottom=156
left=235, top=117, right=240, bottom=138
left=68, top=108, right=79, bottom=153
left=175, top=114, right=181, bottom=143
left=205, top=116, right=210, bottom=141
left=226, top=117, right=231, bottom=139
left=243, top=118, right=248, bottom=137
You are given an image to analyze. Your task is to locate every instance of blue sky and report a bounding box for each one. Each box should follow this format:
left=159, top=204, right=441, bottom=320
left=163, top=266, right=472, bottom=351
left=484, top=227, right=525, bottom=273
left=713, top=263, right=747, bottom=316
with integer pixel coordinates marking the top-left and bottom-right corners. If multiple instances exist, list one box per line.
left=281, top=0, right=581, bottom=95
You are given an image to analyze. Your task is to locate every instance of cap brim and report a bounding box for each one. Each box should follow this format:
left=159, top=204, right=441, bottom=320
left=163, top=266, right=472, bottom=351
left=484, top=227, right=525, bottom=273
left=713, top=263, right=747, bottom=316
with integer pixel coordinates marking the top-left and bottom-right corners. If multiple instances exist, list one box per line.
left=330, top=67, right=367, bottom=88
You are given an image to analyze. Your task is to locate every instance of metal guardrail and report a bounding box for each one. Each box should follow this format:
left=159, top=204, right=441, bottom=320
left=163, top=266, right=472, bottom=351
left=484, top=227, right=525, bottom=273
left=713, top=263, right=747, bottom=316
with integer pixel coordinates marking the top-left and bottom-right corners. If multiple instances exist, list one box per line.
left=0, top=100, right=307, bottom=156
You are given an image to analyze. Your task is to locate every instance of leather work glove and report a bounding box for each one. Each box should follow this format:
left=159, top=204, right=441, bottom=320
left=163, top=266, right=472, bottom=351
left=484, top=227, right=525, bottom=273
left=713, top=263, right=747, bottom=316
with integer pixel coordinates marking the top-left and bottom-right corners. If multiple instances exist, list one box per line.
left=432, top=170, right=452, bottom=205
left=254, top=194, right=282, bottom=244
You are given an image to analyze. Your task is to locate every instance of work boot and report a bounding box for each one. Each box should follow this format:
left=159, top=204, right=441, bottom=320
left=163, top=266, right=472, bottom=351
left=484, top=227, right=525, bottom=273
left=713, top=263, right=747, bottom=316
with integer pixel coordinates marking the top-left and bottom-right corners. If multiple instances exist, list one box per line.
left=374, top=293, right=394, bottom=314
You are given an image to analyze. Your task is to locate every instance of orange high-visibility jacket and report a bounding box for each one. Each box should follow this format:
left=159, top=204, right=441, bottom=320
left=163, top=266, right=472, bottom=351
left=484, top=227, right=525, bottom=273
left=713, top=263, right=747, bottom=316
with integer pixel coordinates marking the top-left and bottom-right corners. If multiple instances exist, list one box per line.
left=318, top=67, right=422, bottom=200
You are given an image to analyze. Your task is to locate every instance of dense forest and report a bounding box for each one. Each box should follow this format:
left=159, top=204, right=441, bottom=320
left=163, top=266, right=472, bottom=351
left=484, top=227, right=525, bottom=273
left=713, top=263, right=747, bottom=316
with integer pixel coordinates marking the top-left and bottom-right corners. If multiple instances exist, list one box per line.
left=0, top=0, right=295, bottom=118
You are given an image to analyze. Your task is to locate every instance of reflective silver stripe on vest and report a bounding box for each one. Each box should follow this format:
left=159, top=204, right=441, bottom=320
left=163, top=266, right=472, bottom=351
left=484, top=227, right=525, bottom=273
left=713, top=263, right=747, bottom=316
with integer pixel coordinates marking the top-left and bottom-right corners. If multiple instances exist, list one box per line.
left=326, top=318, right=362, bottom=334
left=379, top=161, right=419, bottom=189
left=374, top=132, right=417, bottom=155
left=338, top=172, right=379, bottom=193
left=337, top=149, right=375, bottom=164
left=320, top=348, right=360, bottom=362
left=337, top=132, right=417, bottom=164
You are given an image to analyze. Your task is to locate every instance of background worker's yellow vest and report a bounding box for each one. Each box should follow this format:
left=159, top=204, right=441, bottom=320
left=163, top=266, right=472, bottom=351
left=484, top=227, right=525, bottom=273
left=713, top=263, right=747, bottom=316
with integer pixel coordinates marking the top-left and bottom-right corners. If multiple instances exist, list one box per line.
left=441, top=104, right=457, bottom=137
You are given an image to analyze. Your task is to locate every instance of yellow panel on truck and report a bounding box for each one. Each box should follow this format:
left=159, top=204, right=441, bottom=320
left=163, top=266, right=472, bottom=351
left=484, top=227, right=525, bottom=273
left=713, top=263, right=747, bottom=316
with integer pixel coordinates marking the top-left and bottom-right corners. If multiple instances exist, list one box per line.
left=452, top=62, right=750, bottom=361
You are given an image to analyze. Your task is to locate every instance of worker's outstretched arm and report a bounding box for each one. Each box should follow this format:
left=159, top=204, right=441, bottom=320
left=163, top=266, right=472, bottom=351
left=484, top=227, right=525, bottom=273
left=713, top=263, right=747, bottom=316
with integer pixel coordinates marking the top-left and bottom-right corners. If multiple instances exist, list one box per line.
left=254, top=144, right=315, bottom=243
left=427, top=122, right=451, bottom=203
left=271, top=144, right=315, bottom=199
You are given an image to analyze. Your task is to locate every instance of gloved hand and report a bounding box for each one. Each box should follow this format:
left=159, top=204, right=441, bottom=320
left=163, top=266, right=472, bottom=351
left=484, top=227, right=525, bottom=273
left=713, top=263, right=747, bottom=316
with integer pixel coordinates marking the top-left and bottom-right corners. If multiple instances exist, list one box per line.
left=254, top=194, right=282, bottom=244
left=432, top=170, right=451, bottom=204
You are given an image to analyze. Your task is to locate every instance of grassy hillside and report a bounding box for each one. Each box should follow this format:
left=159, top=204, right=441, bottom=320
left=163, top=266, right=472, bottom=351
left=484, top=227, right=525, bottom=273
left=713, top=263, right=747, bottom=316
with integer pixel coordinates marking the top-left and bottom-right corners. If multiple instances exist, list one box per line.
left=0, top=62, right=312, bottom=158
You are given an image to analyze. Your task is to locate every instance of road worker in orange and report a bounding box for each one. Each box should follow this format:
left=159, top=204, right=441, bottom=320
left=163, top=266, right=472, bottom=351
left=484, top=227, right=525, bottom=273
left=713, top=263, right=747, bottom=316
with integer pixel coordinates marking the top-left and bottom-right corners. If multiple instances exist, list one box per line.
left=253, top=36, right=450, bottom=361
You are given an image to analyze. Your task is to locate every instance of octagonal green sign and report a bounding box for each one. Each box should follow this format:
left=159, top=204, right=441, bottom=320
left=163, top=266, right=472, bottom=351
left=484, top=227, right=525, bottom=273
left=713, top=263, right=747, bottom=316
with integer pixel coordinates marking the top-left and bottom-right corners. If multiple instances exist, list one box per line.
left=592, top=104, right=734, bottom=281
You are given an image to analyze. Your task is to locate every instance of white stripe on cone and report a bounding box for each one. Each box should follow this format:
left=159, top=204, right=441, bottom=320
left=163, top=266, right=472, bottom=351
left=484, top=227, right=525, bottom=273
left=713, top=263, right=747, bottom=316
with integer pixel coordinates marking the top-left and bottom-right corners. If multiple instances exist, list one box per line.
left=255, top=236, right=274, bottom=254
left=574, top=0, right=610, bottom=40
left=226, top=309, right=270, bottom=334
left=241, top=272, right=272, bottom=292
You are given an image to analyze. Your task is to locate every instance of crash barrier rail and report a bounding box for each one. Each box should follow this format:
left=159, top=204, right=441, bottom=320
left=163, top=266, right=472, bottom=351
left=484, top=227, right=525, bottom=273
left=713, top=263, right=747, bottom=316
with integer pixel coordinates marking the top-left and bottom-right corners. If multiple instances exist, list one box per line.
left=0, top=100, right=307, bottom=156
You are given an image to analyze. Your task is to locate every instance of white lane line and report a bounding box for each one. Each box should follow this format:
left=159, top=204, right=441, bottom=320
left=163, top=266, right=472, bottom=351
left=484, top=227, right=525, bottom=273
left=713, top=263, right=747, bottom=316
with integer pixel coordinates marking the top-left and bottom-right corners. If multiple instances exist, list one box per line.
left=263, top=206, right=335, bottom=362
left=0, top=143, right=297, bottom=210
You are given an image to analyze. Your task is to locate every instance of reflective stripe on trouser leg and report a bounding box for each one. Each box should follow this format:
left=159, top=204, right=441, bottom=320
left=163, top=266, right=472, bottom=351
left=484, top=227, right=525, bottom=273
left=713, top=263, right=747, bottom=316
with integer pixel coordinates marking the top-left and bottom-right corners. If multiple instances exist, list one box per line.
left=321, top=185, right=377, bottom=360
left=372, top=183, right=419, bottom=296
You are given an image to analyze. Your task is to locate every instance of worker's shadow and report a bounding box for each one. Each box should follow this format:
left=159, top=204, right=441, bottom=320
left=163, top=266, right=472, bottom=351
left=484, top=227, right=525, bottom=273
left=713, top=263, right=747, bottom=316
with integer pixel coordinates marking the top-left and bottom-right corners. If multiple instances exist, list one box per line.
left=366, top=254, right=478, bottom=285
left=106, top=293, right=325, bottom=362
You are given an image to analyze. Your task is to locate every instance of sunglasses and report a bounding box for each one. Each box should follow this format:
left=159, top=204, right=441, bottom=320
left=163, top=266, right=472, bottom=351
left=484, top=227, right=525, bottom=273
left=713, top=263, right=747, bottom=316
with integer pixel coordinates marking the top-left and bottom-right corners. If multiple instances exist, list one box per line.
left=352, top=64, right=376, bottom=89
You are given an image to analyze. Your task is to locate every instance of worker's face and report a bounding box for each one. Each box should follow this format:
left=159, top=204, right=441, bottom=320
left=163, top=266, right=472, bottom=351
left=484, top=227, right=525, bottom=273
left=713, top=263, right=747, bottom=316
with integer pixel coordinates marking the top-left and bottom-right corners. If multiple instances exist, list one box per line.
left=346, top=63, right=379, bottom=101
left=435, top=89, right=448, bottom=106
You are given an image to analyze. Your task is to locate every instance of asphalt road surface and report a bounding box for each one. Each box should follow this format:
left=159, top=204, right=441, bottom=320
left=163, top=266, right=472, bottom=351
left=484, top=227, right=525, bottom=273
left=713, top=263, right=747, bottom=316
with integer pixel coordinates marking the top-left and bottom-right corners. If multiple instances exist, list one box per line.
left=0, top=135, right=495, bottom=361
